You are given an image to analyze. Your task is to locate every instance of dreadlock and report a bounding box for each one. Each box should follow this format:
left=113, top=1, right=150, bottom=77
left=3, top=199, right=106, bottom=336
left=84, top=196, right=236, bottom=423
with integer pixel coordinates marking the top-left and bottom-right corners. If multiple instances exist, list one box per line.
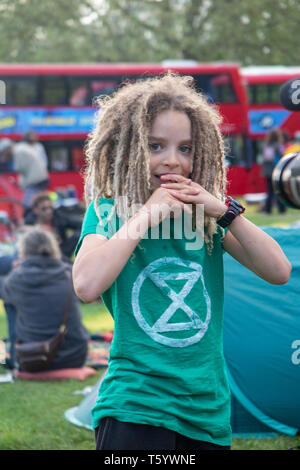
left=84, top=73, right=227, bottom=250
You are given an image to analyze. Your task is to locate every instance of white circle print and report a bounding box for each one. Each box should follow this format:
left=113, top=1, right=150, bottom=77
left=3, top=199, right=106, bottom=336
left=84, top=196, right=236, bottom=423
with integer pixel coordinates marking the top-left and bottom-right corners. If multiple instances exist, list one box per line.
left=131, top=257, right=211, bottom=348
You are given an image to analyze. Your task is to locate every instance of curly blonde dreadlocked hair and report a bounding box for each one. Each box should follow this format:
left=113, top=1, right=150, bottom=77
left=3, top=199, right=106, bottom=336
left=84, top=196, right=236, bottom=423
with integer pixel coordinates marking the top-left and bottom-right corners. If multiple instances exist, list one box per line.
left=84, top=73, right=227, bottom=249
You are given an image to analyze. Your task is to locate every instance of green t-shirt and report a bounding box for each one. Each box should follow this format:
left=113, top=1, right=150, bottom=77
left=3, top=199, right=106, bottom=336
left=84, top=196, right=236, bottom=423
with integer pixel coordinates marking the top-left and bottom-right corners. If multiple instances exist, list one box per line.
left=76, top=198, right=231, bottom=446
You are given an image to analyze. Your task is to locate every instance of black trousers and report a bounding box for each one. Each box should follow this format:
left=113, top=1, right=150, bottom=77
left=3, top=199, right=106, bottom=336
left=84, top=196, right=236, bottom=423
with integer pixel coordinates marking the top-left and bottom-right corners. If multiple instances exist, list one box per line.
left=95, top=417, right=230, bottom=451
left=265, top=177, right=287, bottom=213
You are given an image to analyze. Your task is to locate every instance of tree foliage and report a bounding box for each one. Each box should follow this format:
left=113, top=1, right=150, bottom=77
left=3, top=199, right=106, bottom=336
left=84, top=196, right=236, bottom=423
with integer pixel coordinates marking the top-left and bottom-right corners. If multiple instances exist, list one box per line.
left=0, top=0, right=299, bottom=65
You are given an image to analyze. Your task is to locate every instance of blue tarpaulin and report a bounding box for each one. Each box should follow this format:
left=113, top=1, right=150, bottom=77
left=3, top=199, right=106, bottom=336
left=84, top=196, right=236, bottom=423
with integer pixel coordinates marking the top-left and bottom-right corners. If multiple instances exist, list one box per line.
left=223, top=226, right=300, bottom=436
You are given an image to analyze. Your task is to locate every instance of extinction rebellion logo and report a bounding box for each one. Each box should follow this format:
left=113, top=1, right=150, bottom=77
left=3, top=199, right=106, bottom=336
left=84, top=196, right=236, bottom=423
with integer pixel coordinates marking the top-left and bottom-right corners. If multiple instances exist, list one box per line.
left=131, top=257, right=211, bottom=348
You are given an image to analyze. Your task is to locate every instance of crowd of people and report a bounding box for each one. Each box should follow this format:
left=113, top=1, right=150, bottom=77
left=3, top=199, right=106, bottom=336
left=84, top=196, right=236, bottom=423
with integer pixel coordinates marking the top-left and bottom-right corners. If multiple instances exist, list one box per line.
left=0, top=132, right=89, bottom=371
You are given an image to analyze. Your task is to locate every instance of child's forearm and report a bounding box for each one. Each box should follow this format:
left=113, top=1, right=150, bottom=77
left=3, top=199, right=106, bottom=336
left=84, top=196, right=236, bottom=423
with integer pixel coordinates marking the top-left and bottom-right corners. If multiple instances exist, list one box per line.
left=73, top=210, right=150, bottom=302
left=227, top=215, right=292, bottom=284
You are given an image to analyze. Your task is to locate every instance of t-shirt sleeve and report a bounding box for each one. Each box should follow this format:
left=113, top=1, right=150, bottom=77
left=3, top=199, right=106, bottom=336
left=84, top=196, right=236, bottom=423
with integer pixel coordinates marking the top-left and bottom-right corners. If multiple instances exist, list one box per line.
left=75, top=199, right=117, bottom=255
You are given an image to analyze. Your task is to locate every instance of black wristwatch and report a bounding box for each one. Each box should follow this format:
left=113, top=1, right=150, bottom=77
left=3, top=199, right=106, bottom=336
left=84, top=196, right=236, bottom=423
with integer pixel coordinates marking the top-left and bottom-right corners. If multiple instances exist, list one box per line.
left=217, top=196, right=245, bottom=228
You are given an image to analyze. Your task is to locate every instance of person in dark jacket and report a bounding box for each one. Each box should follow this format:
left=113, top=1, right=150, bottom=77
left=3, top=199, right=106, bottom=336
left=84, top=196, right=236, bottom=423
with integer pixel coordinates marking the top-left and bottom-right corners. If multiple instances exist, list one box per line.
left=24, top=192, right=83, bottom=260
left=261, top=129, right=287, bottom=214
left=0, top=227, right=90, bottom=371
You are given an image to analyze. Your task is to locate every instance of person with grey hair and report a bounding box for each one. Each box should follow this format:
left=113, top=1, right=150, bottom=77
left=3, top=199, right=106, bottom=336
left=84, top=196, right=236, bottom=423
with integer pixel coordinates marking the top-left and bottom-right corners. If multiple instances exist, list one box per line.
left=0, top=228, right=90, bottom=371
left=18, top=225, right=61, bottom=260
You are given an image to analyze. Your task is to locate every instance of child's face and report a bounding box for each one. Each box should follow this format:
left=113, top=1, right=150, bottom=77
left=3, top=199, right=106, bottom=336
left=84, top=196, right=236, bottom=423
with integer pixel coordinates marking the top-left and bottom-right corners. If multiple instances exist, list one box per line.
left=148, top=109, right=193, bottom=190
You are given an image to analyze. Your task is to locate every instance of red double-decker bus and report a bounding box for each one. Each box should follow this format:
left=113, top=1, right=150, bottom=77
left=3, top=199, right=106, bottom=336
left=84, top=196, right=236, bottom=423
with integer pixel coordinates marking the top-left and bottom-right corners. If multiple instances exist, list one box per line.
left=242, top=66, right=300, bottom=162
left=0, top=62, right=251, bottom=203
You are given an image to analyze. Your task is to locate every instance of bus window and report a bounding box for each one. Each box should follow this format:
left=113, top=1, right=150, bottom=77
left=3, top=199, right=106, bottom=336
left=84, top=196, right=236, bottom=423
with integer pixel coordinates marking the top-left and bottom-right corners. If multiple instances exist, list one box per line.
left=69, top=78, right=91, bottom=106
left=248, top=84, right=283, bottom=104
left=223, top=135, right=247, bottom=166
left=69, top=76, right=122, bottom=105
left=192, top=73, right=237, bottom=103
left=268, top=84, right=282, bottom=103
left=43, top=140, right=85, bottom=171
left=90, top=79, right=119, bottom=100
left=51, top=147, right=69, bottom=171
left=44, top=141, right=70, bottom=171
left=41, top=76, right=67, bottom=105
left=3, top=76, right=38, bottom=105
left=251, top=138, right=265, bottom=164
left=248, top=84, right=256, bottom=104
left=210, top=73, right=237, bottom=103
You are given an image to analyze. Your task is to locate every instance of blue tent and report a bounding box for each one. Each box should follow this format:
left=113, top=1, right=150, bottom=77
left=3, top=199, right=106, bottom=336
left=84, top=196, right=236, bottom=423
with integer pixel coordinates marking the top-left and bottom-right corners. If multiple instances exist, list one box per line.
left=65, top=374, right=102, bottom=431
left=65, top=226, right=300, bottom=437
left=223, top=226, right=300, bottom=437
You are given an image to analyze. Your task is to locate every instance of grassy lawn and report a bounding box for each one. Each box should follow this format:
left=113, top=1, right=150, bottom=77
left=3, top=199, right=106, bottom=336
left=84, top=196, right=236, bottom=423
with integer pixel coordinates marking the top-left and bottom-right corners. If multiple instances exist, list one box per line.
left=236, top=199, right=300, bottom=227
left=0, top=301, right=110, bottom=450
left=0, top=202, right=299, bottom=450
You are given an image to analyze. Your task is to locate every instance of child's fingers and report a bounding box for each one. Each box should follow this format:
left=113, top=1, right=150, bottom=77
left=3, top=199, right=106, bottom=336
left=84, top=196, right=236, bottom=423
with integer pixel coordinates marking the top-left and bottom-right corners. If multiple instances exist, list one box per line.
left=170, top=191, right=201, bottom=203
left=162, top=183, right=200, bottom=194
left=160, top=174, right=191, bottom=184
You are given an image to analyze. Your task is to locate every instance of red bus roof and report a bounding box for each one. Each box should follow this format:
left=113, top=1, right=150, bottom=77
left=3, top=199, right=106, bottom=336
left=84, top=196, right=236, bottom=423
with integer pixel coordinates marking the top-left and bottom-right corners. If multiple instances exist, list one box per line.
left=0, top=62, right=241, bottom=75
left=242, top=66, right=300, bottom=84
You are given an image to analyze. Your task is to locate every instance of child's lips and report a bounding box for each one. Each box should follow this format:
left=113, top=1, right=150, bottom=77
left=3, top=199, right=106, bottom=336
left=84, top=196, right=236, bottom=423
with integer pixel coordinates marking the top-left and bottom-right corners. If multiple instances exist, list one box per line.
left=155, top=173, right=179, bottom=183
left=156, top=176, right=169, bottom=185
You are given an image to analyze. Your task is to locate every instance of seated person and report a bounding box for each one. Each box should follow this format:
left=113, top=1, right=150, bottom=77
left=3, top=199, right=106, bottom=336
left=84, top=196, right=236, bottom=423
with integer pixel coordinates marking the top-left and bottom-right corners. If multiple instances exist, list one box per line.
left=0, top=255, right=17, bottom=369
left=24, top=192, right=83, bottom=260
left=0, top=227, right=90, bottom=371
left=0, top=225, right=28, bottom=368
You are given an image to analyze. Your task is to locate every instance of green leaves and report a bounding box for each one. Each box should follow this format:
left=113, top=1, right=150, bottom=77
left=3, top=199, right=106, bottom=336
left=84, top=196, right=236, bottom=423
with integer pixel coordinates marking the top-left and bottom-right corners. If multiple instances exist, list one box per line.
left=0, top=0, right=299, bottom=65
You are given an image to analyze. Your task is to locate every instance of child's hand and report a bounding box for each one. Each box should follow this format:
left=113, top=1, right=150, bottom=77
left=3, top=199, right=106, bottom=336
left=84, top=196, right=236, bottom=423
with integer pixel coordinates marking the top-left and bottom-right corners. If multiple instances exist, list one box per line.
left=159, top=174, right=227, bottom=219
left=140, top=176, right=198, bottom=227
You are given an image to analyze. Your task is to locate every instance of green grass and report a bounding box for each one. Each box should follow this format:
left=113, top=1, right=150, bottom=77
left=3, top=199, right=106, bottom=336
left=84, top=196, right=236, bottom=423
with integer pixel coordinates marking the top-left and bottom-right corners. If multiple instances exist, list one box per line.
left=0, top=300, right=109, bottom=450
left=80, top=301, right=114, bottom=333
left=237, top=199, right=300, bottom=228
left=0, top=374, right=101, bottom=450
left=0, top=204, right=299, bottom=450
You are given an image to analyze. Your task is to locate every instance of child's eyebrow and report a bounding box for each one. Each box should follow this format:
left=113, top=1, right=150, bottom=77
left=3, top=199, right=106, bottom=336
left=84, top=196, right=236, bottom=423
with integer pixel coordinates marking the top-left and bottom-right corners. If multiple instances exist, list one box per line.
left=148, top=135, right=164, bottom=140
left=148, top=135, right=192, bottom=143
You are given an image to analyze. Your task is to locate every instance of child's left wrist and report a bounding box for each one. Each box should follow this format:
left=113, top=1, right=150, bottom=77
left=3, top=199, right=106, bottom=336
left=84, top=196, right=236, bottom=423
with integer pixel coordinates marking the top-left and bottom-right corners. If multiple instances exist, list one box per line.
left=214, top=202, right=228, bottom=220
left=216, top=197, right=246, bottom=228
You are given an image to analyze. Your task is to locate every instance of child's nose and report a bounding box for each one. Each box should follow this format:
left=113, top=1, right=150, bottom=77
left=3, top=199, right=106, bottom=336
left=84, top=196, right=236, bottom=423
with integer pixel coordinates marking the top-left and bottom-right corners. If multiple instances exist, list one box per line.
left=164, top=148, right=180, bottom=167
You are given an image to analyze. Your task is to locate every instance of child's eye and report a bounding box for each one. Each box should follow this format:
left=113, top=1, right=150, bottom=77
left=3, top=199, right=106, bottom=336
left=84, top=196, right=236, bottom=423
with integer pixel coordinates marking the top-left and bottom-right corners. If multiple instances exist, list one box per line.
left=180, top=145, right=192, bottom=154
left=149, top=143, right=162, bottom=152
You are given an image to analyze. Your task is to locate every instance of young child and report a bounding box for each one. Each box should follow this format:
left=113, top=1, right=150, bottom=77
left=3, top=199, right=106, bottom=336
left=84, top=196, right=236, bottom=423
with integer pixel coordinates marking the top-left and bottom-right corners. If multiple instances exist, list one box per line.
left=73, top=74, right=291, bottom=451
